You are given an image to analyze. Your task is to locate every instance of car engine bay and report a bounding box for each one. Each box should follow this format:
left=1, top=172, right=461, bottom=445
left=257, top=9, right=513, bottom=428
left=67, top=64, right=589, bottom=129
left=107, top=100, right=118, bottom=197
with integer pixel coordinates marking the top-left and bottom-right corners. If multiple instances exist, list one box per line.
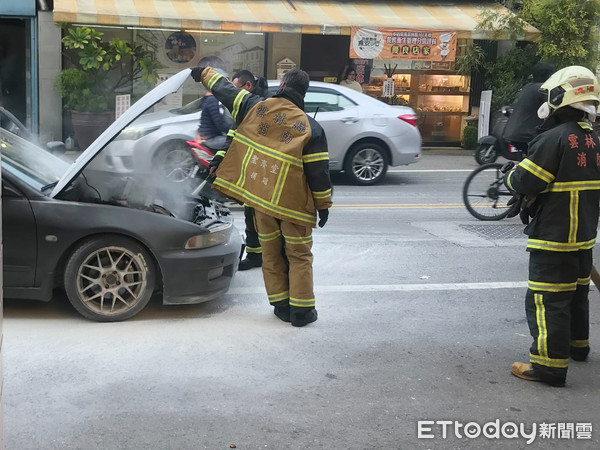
left=56, top=172, right=232, bottom=229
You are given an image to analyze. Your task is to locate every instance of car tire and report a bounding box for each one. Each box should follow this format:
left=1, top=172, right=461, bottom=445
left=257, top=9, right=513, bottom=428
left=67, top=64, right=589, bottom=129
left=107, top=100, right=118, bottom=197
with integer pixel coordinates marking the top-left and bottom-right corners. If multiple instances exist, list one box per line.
left=64, top=235, right=156, bottom=322
left=344, top=142, right=388, bottom=186
left=154, top=140, right=197, bottom=183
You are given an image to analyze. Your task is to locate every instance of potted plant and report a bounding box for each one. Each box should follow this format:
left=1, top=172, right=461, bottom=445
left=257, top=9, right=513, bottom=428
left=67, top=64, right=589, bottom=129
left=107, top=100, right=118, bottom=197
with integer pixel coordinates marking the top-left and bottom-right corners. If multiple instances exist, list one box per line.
left=55, top=26, right=160, bottom=150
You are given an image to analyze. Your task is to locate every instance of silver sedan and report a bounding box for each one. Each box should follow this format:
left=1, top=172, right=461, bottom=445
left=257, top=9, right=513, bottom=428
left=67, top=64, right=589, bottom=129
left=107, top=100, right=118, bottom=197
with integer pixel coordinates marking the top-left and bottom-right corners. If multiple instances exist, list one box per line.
left=270, top=81, right=422, bottom=185
left=103, top=76, right=422, bottom=186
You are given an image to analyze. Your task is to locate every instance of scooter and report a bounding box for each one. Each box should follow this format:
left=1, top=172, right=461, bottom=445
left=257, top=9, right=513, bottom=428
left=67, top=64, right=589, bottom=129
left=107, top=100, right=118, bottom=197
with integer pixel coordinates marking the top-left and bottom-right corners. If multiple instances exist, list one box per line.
left=185, top=136, right=232, bottom=203
left=185, top=137, right=216, bottom=182
left=474, top=106, right=525, bottom=165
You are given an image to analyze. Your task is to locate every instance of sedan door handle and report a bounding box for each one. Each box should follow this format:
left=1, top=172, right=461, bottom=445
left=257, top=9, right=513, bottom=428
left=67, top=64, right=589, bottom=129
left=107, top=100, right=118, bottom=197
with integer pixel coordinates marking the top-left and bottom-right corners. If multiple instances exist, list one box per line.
left=342, top=117, right=359, bottom=123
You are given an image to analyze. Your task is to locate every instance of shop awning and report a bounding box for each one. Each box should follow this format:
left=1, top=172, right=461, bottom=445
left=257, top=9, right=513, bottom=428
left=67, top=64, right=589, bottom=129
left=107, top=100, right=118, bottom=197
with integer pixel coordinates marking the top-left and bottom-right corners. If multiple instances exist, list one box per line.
left=53, top=0, right=540, bottom=40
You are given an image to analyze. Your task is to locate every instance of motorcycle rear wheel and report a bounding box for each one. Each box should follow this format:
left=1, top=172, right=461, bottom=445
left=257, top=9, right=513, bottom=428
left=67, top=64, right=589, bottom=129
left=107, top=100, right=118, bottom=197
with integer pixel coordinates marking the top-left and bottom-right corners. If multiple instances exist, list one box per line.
left=475, top=143, right=498, bottom=165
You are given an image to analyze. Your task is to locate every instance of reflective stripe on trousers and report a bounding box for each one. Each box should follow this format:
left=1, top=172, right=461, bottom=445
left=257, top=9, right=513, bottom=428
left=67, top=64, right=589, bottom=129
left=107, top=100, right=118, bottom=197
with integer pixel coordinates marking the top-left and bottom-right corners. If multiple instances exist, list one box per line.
left=244, top=206, right=261, bottom=254
left=254, top=209, right=315, bottom=308
left=525, top=249, right=591, bottom=379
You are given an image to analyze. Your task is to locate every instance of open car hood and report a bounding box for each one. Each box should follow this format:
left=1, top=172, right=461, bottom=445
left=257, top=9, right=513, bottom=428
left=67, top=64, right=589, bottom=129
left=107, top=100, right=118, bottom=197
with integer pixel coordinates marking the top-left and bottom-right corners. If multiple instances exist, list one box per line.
left=51, top=68, right=191, bottom=198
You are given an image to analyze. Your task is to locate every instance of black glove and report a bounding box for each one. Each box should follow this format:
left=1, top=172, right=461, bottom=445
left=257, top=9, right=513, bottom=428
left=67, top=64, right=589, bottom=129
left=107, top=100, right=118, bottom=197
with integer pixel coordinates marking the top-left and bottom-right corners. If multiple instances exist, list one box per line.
left=317, top=209, right=329, bottom=228
left=519, top=205, right=531, bottom=225
left=191, top=66, right=205, bottom=82
left=506, top=194, right=523, bottom=219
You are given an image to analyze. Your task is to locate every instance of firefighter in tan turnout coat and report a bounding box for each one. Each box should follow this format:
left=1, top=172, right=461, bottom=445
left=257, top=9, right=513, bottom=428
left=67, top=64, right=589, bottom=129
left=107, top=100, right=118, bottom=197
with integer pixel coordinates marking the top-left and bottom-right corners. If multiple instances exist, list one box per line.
left=191, top=66, right=332, bottom=327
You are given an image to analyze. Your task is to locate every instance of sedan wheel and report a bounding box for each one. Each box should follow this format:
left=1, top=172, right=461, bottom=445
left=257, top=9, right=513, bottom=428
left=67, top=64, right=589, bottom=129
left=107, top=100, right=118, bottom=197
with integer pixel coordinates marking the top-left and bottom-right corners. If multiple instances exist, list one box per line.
left=344, top=143, right=388, bottom=186
left=64, top=236, right=156, bottom=321
left=155, top=141, right=197, bottom=183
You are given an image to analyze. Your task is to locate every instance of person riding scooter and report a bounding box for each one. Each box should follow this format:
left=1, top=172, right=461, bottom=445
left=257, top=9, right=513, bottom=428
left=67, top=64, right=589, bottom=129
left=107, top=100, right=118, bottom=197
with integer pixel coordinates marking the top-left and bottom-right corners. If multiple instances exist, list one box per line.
left=475, top=61, right=555, bottom=165
left=503, top=61, right=555, bottom=151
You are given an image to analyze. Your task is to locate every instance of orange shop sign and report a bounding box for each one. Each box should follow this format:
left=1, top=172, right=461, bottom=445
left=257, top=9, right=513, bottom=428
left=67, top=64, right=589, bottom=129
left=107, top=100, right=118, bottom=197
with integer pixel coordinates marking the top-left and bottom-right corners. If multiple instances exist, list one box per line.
left=350, top=27, right=457, bottom=62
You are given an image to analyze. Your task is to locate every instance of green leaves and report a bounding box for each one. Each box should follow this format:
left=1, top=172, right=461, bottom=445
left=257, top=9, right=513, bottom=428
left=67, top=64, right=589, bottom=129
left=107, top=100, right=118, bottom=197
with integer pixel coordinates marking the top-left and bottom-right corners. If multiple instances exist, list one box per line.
left=455, top=43, right=486, bottom=76
left=472, top=0, right=600, bottom=110
left=57, top=25, right=161, bottom=112
left=61, top=26, right=103, bottom=49
left=520, top=0, right=600, bottom=68
left=78, top=44, right=108, bottom=70
left=54, top=68, right=111, bottom=111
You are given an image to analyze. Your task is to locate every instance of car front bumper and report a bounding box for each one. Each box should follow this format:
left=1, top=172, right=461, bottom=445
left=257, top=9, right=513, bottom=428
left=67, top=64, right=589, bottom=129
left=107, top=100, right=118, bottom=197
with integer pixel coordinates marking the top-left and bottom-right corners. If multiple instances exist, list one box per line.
left=157, top=230, right=243, bottom=305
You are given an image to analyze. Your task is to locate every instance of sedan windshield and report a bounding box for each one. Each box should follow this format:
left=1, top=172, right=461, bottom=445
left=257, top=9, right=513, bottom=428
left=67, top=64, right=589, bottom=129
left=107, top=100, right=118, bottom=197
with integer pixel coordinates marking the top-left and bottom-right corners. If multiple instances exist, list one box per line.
left=0, top=128, right=69, bottom=191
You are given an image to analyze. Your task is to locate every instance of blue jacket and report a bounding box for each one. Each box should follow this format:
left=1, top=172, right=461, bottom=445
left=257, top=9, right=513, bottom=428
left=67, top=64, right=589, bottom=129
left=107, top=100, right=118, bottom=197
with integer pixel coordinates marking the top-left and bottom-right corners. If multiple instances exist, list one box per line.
left=198, top=94, right=231, bottom=140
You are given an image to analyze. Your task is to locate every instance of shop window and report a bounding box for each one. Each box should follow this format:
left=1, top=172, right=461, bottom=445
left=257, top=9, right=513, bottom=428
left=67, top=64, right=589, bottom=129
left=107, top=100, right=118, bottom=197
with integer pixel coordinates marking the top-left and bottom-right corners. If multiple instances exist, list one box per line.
left=304, top=91, right=355, bottom=113
left=0, top=18, right=28, bottom=125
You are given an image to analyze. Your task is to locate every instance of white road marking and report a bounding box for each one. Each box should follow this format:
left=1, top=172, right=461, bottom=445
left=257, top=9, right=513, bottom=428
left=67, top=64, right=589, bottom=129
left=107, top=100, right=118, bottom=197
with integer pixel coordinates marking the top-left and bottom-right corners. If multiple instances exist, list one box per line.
left=227, top=281, right=532, bottom=295
left=388, top=169, right=474, bottom=173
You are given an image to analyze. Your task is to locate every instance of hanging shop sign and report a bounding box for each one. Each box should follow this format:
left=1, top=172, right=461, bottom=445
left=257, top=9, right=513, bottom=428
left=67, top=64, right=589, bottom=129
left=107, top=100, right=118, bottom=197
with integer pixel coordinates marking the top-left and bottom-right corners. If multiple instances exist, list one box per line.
left=350, top=27, right=457, bottom=62
left=350, top=58, right=372, bottom=84
left=382, top=79, right=395, bottom=98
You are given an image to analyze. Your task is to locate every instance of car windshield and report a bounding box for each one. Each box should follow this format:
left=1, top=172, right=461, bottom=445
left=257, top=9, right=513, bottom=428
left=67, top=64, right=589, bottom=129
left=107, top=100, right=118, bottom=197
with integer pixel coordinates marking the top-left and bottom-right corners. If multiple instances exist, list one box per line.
left=63, top=95, right=198, bottom=218
left=0, top=128, right=69, bottom=191
left=172, top=98, right=202, bottom=115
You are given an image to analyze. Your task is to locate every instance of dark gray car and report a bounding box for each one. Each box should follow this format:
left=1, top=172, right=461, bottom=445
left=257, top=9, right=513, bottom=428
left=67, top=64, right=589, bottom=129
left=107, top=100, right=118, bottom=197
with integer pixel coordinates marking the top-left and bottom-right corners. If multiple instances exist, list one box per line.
left=1, top=69, right=242, bottom=321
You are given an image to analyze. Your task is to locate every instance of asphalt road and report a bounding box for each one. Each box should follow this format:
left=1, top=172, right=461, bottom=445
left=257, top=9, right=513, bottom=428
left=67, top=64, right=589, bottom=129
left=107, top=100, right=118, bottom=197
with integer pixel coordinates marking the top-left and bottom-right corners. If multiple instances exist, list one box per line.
left=3, top=149, right=600, bottom=449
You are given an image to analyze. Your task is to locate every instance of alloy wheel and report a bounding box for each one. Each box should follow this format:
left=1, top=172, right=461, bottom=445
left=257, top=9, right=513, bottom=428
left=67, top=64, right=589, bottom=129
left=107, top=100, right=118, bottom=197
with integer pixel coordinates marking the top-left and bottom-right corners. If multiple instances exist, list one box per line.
left=351, top=147, right=385, bottom=182
left=157, top=146, right=196, bottom=182
left=76, top=246, right=148, bottom=317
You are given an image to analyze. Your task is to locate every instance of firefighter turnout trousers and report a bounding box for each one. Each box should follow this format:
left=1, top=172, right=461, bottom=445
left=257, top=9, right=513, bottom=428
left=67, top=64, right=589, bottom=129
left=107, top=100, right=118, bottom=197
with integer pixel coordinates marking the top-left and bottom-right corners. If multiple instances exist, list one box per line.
left=243, top=205, right=261, bottom=256
left=526, top=249, right=591, bottom=382
left=254, top=209, right=315, bottom=309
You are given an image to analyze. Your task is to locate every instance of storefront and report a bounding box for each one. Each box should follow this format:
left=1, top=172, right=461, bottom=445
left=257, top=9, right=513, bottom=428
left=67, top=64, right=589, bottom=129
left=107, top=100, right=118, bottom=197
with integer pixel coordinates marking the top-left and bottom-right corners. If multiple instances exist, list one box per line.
left=51, top=0, right=539, bottom=143
left=350, top=28, right=471, bottom=144
left=1, top=0, right=38, bottom=129
left=130, top=28, right=266, bottom=106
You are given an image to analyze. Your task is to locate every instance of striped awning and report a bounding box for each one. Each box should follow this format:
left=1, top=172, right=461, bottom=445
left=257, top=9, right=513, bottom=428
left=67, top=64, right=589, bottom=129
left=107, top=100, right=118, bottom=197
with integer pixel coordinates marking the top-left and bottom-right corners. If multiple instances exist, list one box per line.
left=53, top=0, right=540, bottom=40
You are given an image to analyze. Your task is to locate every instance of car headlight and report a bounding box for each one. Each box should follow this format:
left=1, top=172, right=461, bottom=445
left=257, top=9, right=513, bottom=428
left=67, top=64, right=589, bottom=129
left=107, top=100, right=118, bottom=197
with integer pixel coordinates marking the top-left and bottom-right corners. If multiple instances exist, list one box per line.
left=185, top=223, right=232, bottom=249
left=114, top=125, right=160, bottom=141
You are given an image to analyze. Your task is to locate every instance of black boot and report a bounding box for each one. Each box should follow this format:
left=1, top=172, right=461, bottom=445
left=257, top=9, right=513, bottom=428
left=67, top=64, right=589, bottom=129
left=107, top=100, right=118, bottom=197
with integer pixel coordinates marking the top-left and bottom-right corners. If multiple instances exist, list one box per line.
left=570, top=345, right=590, bottom=361
left=272, top=300, right=291, bottom=323
left=291, top=307, right=318, bottom=327
left=239, top=253, right=262, bottom=271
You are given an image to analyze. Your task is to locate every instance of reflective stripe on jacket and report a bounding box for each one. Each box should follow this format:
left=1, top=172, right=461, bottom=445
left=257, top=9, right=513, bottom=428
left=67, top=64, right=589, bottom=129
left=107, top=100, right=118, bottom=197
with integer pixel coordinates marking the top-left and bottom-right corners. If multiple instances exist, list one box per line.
left=506, top=112, right=600, bottom=252
left=200, top=67, right=333, bottom=227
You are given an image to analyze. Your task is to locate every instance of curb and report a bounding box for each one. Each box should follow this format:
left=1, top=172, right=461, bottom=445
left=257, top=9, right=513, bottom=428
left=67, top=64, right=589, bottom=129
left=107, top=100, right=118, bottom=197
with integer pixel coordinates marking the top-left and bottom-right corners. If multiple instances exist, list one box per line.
left=422, top=147, right=471, bottom=156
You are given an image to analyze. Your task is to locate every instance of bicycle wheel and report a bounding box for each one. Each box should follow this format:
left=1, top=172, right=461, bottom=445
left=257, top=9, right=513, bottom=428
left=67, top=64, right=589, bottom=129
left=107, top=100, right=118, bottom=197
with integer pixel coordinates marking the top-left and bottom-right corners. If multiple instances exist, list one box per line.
left=463, top=163, right=513, bottom=221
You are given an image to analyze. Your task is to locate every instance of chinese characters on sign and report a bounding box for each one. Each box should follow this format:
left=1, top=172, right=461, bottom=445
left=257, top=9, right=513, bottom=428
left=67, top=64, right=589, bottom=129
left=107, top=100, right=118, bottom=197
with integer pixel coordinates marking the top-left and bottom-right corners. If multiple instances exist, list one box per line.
left=382, top=79, right=395, bottom=98
left=350, top=58, right=372, bottom=84
left=115, top=95, right=131, bottom=120
left=350, top=27, right=457, bottom=62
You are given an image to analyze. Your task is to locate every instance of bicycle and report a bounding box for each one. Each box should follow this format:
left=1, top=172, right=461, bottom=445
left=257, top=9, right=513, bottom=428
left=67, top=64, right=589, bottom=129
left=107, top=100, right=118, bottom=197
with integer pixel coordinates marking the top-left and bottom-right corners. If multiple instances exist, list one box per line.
left=462, top=162, right=515, bottom=221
